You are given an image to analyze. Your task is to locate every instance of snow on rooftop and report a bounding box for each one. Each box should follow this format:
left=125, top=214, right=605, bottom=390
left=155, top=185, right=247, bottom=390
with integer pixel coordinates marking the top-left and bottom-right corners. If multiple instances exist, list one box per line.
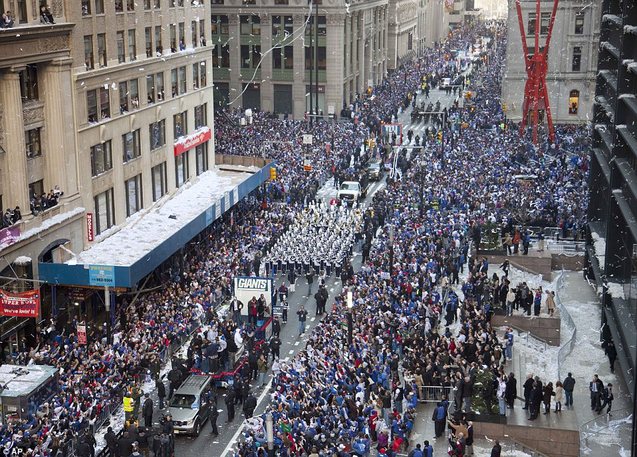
left=74, top=167, right=254, bottom=267
left=0, top=364, right=57, bottom=397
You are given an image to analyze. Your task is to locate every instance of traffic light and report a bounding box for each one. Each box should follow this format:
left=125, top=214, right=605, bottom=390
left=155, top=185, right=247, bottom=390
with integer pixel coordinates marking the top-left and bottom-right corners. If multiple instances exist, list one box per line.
left=437, top=131, right=443, bottom=142
left=270, top=167, right=277, bottom=181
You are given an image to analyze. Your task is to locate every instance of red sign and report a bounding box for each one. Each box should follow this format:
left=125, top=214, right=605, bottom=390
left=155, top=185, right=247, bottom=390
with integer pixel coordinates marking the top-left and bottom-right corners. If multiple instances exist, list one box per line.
left=86, top=212, right=94, bottom=242
left=174, top=127, right=211, bottom=157
left=77, top=324, right=87, bottom=345
left=0, top=289, right=40, bottom=318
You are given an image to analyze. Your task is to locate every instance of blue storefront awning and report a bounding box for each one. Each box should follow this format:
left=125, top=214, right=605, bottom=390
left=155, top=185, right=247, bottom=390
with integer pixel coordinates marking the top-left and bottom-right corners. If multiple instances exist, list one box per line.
left=38, top=163, right=273, bottom=289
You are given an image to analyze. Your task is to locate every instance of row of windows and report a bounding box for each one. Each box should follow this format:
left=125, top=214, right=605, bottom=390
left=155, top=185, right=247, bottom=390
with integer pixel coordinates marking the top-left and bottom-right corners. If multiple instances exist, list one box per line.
left=210, top=14, right=321, bottom=37
left=211, top=0, right=322, bottom=4
left=83, top=20, right=206, bottom=70
left=92, top=144, right=208, bottom=234
left=89, top=104, right=208, bottom=177
left=82, top=0, right=202, bottom=16
left=212, top=43, right=325, bottom=71
left=86, top=62, right=207, bottom=123
left=527, top=11, right=585, bottom=36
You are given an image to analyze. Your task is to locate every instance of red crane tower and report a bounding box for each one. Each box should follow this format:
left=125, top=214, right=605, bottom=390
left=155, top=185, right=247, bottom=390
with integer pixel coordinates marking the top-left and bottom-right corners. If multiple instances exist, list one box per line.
left=515, top=0, right=559, bottom=145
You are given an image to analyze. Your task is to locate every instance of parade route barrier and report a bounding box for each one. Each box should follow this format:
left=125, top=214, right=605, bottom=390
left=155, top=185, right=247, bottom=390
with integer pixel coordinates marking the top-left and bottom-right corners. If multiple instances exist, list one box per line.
left=418, top=386, right=453, bottom=403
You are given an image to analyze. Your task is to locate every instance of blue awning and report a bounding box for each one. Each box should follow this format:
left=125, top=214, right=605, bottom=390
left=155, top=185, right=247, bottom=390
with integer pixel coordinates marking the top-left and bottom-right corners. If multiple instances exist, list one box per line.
left=38, top=163, right=273, bottom=289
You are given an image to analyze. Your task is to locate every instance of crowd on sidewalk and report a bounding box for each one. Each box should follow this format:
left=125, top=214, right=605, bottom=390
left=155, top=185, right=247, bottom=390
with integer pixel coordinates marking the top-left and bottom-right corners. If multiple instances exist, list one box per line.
left=0, top=18, right=593, bottom=457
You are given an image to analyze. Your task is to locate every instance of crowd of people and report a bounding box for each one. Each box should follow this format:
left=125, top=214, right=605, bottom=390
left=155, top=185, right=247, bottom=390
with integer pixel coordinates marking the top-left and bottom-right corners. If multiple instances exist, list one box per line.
left=0, top=17, right=594, bottom=457
left=230, top=21, right=590, bottom=457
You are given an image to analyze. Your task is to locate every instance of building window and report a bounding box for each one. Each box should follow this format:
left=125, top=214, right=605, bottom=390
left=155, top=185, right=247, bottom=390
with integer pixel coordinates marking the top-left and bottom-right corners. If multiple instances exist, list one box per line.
left=25, top=128, right=42, bottom=159
left=240, top=15, right=260, bottom=36
left=574, top=12, right=584, bottom=34
left=178, top=22, right=185, bottom=50
left=94, top=188, right=115, bottom=235
left=212, top=43, right=230, bottom=67
left=97, top=33, right=107, bottom=67
left=170, top=24, right=177, bottom=52
left=144, top=0, right=151, bottom=9
left=149, top=119, right=166, bottom=150
left=191, top=20, right=198, bottom=48
left=115, top=0, right=124, bottom=12
left=241, top=44, right=261, bottom=69
left=95, top=0, right=104, bottom=13
left=100, top=87, right=110, bottom=119
left=146, top=72, right=165, bottom=104
left=19, top=65, right=38, bottom=101
left=199, top=19, right=206, bottom=46
left=128, top=30, right=137, bottom=61
left=154, top=0, right=160, bottom=7
left=572, top=46, right=582, bottom=72
left=145, top=27, right=153, bottom=58
left=171, top=67, right=187, bottom=97
left=192, top=62, right=207, bottom=89
left=122, top=129, right=141, bottom=162
left=90, top=141, right=113, bottom=176
left=151, top=162, right=167, bottom=201
left=155, top=26, right=163, bottom=55
left=125, top=174, right=143, bottom=217
left=195, top=143, right=208, bottom=175
left=127, top=0, right=135, bottom=11
left=29, top=180, right=44, bottom=204
left=82, top=0, right=91, bottom=15
left=117, top=31, right=125, bottom=63
left=568, top=89, right=579, bottom=114
left=175, top=151, right=190, bottom=187
left=87, top=88, right=110, bottom=122
left=272, top=15, right=293, bottom=37
left=173, top=111, right=187, bottom=139
left=211, top=15, right=229, bottom=35
left=118, top=79, right=139, bottom=113
left=84, top=35, right=94, bottom=70
left=305, top=16, right=326, bottom=36
left=273, top=46, right=293, bottom=70
left=194, top=104, right=207, bottom=129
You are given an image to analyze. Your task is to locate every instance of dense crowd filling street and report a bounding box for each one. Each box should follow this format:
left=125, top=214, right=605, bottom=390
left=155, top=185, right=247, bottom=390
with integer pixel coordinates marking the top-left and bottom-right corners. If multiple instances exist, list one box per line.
left=2, top=19, right=593, bottom=457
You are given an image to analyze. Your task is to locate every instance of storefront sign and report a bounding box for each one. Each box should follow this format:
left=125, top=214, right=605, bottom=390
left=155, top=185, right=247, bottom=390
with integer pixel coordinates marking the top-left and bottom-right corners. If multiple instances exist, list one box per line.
left=77, top=324, right=87, bottom=345
left=0, top=226, right=20, bottom=250
left=89, top=265, right=115, bottom=286
left=86, top=213, right=94, bottom=242
left=174, top=127, right=211, bottom=157
left=0, top=289, right=40, bottom=318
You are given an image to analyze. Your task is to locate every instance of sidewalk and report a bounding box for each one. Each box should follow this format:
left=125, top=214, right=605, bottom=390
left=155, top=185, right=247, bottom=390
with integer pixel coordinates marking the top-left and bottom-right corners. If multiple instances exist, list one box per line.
left=558, top=271, right=633, bottom=456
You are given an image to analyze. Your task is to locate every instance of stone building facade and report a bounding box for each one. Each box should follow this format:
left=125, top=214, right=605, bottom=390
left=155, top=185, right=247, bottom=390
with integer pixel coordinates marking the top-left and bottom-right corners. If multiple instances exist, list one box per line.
left=210, top=0, right=389, bottom=118
left=388, top=0, right=418, bottom=68
left=502, top=0, right=600, bottom=124
left=0, top=0, right=215, bottom=350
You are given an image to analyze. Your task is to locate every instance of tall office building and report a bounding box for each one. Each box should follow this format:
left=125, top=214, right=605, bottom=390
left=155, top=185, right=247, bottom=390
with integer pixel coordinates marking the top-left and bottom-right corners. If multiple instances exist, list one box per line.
left=502, top=0, right=600, bottom=124
left=210, top=0, right=389, bottom=118
left=586, top=0, right=637, bottom=428
left=0, top=0, right=215, bottom=350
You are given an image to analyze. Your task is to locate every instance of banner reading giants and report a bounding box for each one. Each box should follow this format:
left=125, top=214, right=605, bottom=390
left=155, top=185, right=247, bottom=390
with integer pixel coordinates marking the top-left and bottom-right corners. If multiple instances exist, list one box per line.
left=233, top=277, right=273, bottom=316
left=0, top=289, right=40, bottom=318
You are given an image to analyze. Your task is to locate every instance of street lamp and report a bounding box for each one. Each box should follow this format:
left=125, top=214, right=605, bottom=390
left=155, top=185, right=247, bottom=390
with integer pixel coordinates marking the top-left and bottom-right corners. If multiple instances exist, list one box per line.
left=266, top=411, right=274, bottom=457
left=346, top=290, right=353, bottom=348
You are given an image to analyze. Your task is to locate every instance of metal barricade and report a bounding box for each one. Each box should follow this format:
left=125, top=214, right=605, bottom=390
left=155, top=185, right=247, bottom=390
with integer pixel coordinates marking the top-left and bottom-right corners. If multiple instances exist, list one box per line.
left=418, top=386, right=453, bottom=403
